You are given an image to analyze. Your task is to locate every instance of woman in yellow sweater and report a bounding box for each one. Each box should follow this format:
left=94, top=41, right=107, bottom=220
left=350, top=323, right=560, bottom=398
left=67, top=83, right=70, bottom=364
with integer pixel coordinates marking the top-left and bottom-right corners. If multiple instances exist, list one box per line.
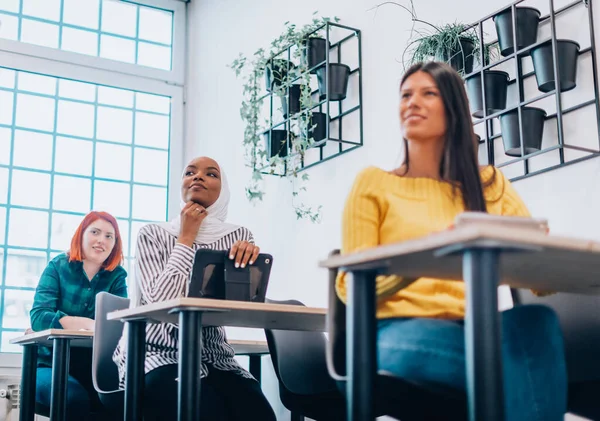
left=338, top=61, right=566, bottom=420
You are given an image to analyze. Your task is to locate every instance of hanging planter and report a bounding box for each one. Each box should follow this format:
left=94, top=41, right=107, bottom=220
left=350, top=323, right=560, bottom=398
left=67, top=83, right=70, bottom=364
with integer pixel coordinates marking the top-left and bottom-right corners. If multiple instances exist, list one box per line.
left=316, top=63, right=351, bottom=101
left=307, top=111, right=328, bottom=143
left=280, top=84, right=301, bottom=118
left=264, top=129, right=289, bottom=158
left=303, top=37, right=329, bottom=73
left=493, top=7, right=541, bottom=56
left=530, top=39, right=580, bottom=92
left=436, top=37, right=475, bottom=75
left=465, top=70, right=509, bottom=118
left=265, top=59, right=296, bottom=92
left=500, top=107, right=546, bottom=156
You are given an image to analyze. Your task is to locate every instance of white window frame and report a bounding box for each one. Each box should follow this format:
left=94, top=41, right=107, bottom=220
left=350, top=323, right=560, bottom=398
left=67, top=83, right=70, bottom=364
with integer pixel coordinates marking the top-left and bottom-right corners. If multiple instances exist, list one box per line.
left=0, top=0, right=187, bottom=366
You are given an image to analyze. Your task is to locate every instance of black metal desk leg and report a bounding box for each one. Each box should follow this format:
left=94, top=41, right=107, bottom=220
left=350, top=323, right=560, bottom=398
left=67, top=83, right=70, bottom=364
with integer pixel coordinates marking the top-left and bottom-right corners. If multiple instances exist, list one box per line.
left=20, top=345, right=37, bottom=421
left=249, top=355, right=261, bottom=384
left=178, top=310, right=203, bottom=421
left=125, top=320, right=146, bottom=421
left=50, top=338, right=70, bottom=421
left=463, top=249, right=504, bottom=421
left=346, top=270, right=377, bottom=421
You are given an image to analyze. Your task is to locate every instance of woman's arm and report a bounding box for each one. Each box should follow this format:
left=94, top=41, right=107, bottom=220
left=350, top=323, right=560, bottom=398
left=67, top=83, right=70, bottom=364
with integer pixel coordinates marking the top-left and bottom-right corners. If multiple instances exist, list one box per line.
left=30, top=261, right=95, bottom=331
left=110, top=267, right=129, bottom=298
left=136, top=225, right=195, bottom=303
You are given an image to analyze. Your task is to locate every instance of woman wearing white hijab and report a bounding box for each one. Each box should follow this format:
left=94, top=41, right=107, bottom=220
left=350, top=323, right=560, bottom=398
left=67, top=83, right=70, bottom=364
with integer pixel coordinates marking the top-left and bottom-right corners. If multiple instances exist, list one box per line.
left=110, top=157, right=276, bottom=421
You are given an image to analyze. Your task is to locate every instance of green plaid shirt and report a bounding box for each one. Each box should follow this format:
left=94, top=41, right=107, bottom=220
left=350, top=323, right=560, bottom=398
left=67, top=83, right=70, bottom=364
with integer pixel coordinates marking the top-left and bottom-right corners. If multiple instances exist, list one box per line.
left=30, top=253, right=128, bottom=366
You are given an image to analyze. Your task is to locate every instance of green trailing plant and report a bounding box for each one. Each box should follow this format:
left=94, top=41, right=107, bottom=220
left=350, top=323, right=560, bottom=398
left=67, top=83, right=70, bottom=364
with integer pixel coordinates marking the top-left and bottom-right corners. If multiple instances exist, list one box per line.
left=230, top=12, right=338, bottom=222
left=370, top=1, right=499, bottom=75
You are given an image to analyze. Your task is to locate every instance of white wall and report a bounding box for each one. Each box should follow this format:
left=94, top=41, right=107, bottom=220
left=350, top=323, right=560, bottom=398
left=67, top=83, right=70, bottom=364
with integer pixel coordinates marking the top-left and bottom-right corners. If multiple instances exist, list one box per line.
left=185, top=0, right=600, bottom=419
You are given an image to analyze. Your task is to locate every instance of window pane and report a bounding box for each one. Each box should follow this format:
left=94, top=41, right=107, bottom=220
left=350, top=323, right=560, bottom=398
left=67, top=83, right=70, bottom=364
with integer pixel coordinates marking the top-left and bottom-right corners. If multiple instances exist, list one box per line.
left=51, top=212, right=83, bottom=251
left=11, top=170, right=51, bottom=209
left=6, top=249, right=46, bottom=288
left=57, top=100, right=94, bottom=138
left=8, top=208, right=49, bottom=248
left=116, top=218, right=129, bottom=257
left=93, top=180, right=129, bottom=218
left=134, top=112, right=169, bottom=149
left=55, top=137, right=93, bottom=176
left=17, top=73, right=57, bottom=96
left=0, top=127, right=11, bottom=165
left=13, top=130, right=53, bottom=170
left=0, top=68, right=16, bottom=88
left=52, top=175, right=91, bottom=213
left=58, top=80, right=95, bottom=102
left=98, top=86, right=133, bottom=108
left=130, top=220, right=146, bottom=256
left=0, top=13, right=19, bottom=41
left=0, top=0, right=20, bottom=13
left=0, top=168, right=7, bottom=204
left=21, top=19, right=59, bottom=49
left=0, top=206, right=5, bottom=244
left=137, top=43, right=171, bottom=71
left=96, top=107, right=132, bottom=144
left=138, top=7, right=172, bottom=45
left=3, top=289, right=35, bottom=329
left=0, top=91, right=15, bottom=126
left=133, top=148, right=168, bottom=185
left=16, top=93, right=55, bottom=132
left=101, top=0, right=137, bottom=37
left=132, top=185, right=166, bottom=221
left=63, top=0, right=100, bottom=30
left=99, top=35, right=135, bottom=64
left=2, top=331, right=26, bottom=353
left=136, top=93, right=170, bottom=114
left=22, top=0, right=61, bottom=22
left=95, top=142, right=131, bottom=181
left=61, top=27, right=98, bottom=57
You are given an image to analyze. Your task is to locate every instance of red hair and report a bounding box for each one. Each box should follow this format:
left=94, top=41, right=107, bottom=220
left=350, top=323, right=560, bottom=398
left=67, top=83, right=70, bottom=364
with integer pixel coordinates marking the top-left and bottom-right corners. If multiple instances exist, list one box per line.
left=68, top=211, right=124, bottom=271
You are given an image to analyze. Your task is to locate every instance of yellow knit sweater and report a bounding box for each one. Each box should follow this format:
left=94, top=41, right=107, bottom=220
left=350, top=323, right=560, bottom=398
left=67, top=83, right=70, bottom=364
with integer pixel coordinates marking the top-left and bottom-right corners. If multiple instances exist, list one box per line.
left=336, top=165, right=531, bottom=320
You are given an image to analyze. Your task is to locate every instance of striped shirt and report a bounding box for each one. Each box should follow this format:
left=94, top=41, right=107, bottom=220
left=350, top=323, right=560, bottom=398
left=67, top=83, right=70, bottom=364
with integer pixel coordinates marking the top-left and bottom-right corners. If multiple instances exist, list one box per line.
left=113, top=223, right=254, bottom=388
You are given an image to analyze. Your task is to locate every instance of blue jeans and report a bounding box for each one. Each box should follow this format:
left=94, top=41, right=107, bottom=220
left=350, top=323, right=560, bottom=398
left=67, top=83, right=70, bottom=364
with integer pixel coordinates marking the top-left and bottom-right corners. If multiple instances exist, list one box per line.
left=377, top=305, right=567, bottom=421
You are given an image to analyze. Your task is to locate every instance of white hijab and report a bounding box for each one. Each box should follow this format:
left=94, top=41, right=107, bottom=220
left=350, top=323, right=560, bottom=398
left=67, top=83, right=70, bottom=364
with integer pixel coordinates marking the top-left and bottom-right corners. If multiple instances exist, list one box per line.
left=158, top=165, right=241, bottom=244
left=131, top=163, right=240, bottom=307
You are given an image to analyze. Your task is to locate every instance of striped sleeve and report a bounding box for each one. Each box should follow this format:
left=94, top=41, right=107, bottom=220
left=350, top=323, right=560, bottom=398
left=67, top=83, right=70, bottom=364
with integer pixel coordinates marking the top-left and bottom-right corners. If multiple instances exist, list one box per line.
left=135, top=225, right=195, bottom=303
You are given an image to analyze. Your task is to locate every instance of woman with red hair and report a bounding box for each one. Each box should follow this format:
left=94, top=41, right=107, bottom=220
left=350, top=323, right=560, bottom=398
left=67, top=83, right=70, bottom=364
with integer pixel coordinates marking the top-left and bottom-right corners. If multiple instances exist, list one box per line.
left=30, top=211, right=127, bottom=421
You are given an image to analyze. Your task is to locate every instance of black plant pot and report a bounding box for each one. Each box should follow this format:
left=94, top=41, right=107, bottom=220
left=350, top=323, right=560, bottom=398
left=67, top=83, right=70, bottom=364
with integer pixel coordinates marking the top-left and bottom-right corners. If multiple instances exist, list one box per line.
left=265, top=59, right=296, bottom=92
left=530, top=39, right=580, bottom=93
left=500, top=107, right=546, bottom=157
left=264, top=129, right=289, bottom=158
left=437, top=37, right=475, bottom=75
left=280, top=84, right=301, bottom=118
left=303, top=37, right=329, bottom=73
left=466, top=70, right=509, bottom=118
left=493, top=7, right=541, bottom=56
left=316, top=63, right=351, bottom=101
left=307, top=112, right=328, bottom=143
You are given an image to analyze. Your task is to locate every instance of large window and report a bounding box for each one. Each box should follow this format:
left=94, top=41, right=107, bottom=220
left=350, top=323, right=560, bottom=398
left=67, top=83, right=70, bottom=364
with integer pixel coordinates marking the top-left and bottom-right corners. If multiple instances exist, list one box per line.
left=0, top=0, right=174, bottom=70
left=0, top=0, right=184, bottom=356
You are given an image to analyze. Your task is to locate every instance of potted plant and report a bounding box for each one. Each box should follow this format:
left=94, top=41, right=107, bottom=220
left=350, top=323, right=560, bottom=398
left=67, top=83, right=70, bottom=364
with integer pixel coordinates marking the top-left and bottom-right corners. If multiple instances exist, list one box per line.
left=530, top=39, right=580, bottom=93
left=316, top=63, right=351, bottom=101
left=466, top=70, right=509, bottom=118
left=230, top=13, right=339, bottom=222
left=500, top=106, right=547, bottom=156
left=493, top=6, right=541, bottom=56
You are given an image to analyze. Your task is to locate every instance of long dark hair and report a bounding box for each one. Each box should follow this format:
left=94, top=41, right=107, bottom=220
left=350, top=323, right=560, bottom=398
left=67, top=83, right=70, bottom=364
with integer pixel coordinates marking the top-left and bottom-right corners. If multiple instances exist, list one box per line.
left=400, top=61, right=493, bottom=212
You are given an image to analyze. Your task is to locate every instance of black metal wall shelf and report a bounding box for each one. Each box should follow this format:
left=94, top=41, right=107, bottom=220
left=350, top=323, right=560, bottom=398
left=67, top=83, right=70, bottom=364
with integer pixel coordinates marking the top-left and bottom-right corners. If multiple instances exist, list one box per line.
left=258, top=21, right=363, bottom=177
left=463, top=0, right=600, bottom=180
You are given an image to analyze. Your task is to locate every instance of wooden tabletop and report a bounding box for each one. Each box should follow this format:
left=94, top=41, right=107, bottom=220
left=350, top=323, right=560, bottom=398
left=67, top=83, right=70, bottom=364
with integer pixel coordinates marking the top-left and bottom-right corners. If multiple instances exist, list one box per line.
left=107, top=298, right=327, bottom=332
left=320, top=224, right=600, bottom=295
left=9, top=329, right=269, bottom=355
left=10, top=329, right=94, bottom=347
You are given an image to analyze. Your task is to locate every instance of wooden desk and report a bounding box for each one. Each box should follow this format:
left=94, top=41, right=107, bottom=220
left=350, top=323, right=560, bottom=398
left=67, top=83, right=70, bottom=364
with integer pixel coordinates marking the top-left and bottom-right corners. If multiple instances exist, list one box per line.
left=107, top=298, right=326, bottom=421
left=319, top=224, right=600, bottom=421
left=11, top=330, right=94, bottom=421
